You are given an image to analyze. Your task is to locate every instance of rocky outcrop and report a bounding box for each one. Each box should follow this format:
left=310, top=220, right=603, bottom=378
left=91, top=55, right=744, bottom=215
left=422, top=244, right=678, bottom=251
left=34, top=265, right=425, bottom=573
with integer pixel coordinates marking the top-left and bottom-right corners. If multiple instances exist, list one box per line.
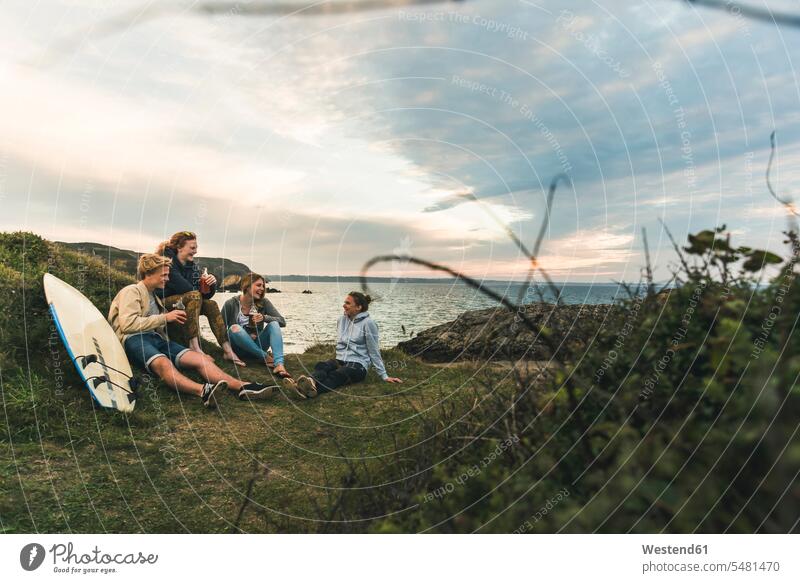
left=397, top=303, right=616, bottom=362
left=222, top=274, right=242, bottom=291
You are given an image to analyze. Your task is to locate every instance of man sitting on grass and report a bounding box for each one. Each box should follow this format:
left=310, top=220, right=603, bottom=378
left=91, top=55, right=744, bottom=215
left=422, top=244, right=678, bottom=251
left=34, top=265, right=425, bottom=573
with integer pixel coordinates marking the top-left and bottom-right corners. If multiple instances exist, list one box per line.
left=108, top=253, right=275, bottom=408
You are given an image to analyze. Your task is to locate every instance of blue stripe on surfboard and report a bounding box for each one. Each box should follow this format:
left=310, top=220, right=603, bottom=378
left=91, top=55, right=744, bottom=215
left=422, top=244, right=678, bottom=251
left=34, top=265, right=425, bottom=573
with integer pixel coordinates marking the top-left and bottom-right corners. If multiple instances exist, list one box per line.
left=48, top=302, right=105, bottom=409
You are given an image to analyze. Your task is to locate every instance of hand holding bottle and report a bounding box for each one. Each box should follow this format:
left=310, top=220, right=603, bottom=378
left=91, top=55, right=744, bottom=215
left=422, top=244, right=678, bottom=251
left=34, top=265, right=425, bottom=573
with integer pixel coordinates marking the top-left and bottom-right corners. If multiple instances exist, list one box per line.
left=168, top=298, right=187, bottom=325
left=166, top=310, right=187, bottom=324
left=249, top=304, right=263, bottom=325
left=199, top=267, right=215, bottom=293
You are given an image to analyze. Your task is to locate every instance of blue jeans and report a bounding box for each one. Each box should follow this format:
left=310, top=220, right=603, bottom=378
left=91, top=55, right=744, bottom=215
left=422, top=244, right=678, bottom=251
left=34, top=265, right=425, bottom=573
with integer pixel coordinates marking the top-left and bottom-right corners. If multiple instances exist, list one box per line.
left=228, top=322, right=284, bottom=365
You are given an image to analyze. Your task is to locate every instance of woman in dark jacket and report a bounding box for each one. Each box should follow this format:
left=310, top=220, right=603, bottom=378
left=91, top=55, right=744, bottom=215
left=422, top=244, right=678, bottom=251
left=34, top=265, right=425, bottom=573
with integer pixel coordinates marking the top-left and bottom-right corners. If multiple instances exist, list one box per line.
left=221, top=273, right=291, bottom=378
left=156, top=231, right=244, bottom=366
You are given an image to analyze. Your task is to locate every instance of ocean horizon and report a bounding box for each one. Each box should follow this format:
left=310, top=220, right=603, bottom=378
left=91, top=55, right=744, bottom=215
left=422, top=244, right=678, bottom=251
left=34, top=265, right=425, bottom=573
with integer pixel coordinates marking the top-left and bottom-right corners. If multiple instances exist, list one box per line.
left=200, top=280, right=642, bottom=353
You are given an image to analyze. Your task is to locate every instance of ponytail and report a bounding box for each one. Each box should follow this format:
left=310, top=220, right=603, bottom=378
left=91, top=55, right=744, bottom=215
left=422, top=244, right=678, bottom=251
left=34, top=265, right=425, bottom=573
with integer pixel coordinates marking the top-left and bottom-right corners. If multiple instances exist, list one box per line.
left=348, top=291, right=372, bottom=312
left=156, top=231, right=196, bottom=255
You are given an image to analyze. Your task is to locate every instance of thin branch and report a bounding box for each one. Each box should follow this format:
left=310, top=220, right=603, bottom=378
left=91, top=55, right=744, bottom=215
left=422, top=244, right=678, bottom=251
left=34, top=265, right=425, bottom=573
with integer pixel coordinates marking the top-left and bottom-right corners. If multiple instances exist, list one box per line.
left=658, top=218, right=692, bottom=277
left=459, top=174, right=570, bottom=306
left=766, top=130, right=800, bottom=217
left=515, top=174, right=571, bottom=305
left=656, top=274, right=676, bottom=295
left=684, top=0, right=800, bottom=29
left=232, top=460, right=271, bottom=533
left=199, top=0, right=466, bottom=16
left=642, top=226, right=655, bottom=296
left=35, top=0, right=467, bottom=66
left=359, top=255, right=558, bottom=354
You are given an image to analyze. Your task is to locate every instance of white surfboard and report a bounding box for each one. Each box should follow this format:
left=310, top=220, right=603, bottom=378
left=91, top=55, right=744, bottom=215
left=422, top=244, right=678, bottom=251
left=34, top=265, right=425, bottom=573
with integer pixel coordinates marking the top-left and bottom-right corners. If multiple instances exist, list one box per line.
left=43, top=273, right=137, bottom=412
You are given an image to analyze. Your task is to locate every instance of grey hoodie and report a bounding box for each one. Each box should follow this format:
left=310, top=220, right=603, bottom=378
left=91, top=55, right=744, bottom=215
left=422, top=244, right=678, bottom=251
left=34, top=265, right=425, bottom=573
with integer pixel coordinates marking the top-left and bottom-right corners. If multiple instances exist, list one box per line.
left=335, top=312, right=388, bottom=380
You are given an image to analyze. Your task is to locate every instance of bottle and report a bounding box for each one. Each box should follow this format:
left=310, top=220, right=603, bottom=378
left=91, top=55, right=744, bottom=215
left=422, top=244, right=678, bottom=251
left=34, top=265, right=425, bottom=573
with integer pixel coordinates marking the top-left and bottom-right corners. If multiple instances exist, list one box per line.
left=199, top=267, right=210, bottom=294
left=249, top=303, right=259, bottom=327
left=175, top=298, right=186, bottom=311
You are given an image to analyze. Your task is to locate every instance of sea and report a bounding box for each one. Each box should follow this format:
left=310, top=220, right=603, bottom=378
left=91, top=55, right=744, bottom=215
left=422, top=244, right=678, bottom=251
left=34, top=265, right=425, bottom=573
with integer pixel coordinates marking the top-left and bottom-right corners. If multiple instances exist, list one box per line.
left=199, top=281, right=640, bottom=353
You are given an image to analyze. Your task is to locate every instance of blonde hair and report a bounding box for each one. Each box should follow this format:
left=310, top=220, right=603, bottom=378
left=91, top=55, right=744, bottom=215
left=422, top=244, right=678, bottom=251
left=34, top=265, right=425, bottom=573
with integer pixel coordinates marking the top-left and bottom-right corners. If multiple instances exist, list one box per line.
left=156, top=231, right=196, bottom=256
left=240, top=272, right=265, bottom=293
left=137, top=253, right=172, bottom=280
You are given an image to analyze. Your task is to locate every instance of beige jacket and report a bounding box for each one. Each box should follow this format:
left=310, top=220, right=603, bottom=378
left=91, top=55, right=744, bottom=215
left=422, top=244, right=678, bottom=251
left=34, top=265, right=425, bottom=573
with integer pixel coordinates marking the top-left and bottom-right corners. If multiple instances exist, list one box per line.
left=108, top=281, right=168, bottom=343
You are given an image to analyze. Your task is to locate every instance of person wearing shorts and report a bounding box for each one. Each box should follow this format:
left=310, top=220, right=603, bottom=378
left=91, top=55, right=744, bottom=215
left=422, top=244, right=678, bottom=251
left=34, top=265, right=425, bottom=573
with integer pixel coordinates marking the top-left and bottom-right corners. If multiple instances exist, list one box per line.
left=108, top=253, right=275, bottom=407
left=124, top=331, right=191, bottom=373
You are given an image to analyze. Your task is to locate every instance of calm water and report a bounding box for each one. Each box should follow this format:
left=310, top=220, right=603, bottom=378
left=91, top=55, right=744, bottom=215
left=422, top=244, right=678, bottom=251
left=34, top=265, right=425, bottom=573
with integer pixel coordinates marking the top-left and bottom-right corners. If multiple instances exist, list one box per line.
left=200, top=281, right=636, bottom=353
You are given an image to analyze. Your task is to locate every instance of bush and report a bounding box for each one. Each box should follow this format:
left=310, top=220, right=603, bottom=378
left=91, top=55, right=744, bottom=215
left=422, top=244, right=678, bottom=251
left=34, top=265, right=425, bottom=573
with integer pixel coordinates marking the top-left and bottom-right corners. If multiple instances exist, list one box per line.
left=316, top=227, right=800, bottom=533
left=0, top=232, right=135, bottom=438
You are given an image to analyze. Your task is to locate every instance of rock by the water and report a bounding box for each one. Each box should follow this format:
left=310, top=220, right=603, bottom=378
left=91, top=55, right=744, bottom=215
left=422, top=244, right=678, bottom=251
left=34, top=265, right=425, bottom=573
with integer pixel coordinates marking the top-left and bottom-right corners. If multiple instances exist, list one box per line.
left=222, top=274, right=242, bottom=291
left=397, top=303, right=615, bottom=362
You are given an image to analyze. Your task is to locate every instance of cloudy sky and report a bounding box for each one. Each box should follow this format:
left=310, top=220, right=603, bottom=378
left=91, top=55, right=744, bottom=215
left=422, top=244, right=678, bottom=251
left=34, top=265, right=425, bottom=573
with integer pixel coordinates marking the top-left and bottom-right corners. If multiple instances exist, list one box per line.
left=1, top=0, right=799, bottom=281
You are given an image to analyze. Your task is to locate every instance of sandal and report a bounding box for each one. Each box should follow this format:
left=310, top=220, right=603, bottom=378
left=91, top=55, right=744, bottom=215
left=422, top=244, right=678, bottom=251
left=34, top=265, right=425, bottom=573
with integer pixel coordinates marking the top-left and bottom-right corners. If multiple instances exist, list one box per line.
left=273, top=366, right=293, bottom=379
left=224, top=355, right=247, bottom=367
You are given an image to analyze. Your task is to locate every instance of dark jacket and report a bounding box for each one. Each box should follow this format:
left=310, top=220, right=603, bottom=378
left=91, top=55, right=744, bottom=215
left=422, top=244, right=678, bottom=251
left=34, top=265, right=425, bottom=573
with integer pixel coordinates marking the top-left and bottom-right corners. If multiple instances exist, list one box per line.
left=221, top=295, right=286, bottom=333
left=157, top=247, right=216, bottom=300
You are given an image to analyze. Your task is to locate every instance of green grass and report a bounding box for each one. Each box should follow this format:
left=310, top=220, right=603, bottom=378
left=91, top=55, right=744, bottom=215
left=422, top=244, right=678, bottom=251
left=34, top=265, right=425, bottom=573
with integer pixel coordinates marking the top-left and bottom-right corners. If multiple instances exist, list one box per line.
left=0, top=231, right=504, bottom=533
left=0, top=339, right=503, bottom=533
left=4, top=229, right=799, bottom=533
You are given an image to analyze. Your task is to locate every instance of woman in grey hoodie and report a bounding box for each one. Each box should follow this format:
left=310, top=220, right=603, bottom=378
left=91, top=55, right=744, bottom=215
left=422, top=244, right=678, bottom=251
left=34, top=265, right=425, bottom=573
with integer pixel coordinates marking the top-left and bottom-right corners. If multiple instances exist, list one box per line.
left=221, top=273, right=291, bottom=379
left=293, top=292, right=402, bottom=398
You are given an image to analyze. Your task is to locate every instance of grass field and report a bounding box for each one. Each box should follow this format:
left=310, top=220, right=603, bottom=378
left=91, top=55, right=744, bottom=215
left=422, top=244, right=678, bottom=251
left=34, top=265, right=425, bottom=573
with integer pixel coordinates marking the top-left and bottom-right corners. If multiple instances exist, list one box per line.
left=3, top=230, right=799, bottom=533
left=0, top=231, right=523, bottom=533
left=1, top=340, right=503, bottom=533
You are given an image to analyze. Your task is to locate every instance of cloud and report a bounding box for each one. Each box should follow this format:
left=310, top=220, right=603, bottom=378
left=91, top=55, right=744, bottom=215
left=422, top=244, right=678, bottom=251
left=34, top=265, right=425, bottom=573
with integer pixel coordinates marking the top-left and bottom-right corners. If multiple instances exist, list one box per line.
left=3, top=0, right=800, bottom=281
left=0, top=63, right=308, bottom=203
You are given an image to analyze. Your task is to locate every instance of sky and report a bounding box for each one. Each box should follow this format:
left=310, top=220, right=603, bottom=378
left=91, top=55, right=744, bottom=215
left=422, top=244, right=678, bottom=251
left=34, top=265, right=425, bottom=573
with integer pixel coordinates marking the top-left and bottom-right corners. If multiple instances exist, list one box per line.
left=1, top=0, right=799, bottom=281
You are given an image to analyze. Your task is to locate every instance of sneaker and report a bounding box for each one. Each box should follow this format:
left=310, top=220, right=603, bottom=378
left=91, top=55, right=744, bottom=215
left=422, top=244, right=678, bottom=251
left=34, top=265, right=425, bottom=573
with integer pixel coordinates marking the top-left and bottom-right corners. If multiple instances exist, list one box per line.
left=202, top=381, right=226, bottom=408
left=296, top=375, right=318, bottom=399
left=281, top=377, right=306, bottom=400
left=237, top=382, right=277, bottom=401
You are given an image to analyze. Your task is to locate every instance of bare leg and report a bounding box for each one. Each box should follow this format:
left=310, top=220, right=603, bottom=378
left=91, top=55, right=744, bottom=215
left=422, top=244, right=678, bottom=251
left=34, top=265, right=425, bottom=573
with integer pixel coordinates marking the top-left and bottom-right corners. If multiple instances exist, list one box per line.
left=150, top=356, right=204, bottom=397
left=188, top=336, right=205, bottom=353
left=180, top=350, right=247, bottom=391
left=221, top=341, right=245, bottom=366
left=202, top=298, right=238, bottom=363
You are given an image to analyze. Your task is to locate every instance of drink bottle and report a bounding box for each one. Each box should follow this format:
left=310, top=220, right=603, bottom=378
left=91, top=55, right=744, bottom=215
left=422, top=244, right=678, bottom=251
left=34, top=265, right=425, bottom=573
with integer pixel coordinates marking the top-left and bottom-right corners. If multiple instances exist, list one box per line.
left=199, top=267, right=211, bottom=294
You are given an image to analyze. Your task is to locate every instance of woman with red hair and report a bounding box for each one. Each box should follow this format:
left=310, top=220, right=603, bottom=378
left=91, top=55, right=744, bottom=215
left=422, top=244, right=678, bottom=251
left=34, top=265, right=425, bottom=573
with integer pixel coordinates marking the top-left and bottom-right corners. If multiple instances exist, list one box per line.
left=156, top=231, right=244, bottom=366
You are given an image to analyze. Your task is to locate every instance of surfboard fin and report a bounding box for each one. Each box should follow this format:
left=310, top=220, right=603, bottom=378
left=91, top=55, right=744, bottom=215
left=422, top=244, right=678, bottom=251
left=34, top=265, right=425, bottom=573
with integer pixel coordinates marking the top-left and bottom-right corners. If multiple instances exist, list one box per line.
left=86, top=374, right=138, bottom=398
left=77, top=354, right=99, bottom=368
left=90, top=375, right=108, bottom=389
left=75, top=354, right=134, bottom=380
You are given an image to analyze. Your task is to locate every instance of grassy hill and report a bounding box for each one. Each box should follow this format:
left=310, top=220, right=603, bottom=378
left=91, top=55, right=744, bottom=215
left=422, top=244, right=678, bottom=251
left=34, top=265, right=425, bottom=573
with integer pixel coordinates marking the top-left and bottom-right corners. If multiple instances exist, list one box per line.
left=0, top=232, right=496, bottom=532
left=57, top=241, right=254, bottom=280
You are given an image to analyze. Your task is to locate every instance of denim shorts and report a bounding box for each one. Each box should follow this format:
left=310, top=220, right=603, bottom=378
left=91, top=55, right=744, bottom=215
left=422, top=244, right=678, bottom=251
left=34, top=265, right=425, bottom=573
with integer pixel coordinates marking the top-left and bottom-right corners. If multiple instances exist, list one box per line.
left=124, top=332, right=190, bottom=372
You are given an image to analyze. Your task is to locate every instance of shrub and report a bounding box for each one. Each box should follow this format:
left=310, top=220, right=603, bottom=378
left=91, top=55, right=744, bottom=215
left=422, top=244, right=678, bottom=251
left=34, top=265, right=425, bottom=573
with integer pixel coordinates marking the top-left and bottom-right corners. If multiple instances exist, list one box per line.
left=316, top=227, right=800, bottom=533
